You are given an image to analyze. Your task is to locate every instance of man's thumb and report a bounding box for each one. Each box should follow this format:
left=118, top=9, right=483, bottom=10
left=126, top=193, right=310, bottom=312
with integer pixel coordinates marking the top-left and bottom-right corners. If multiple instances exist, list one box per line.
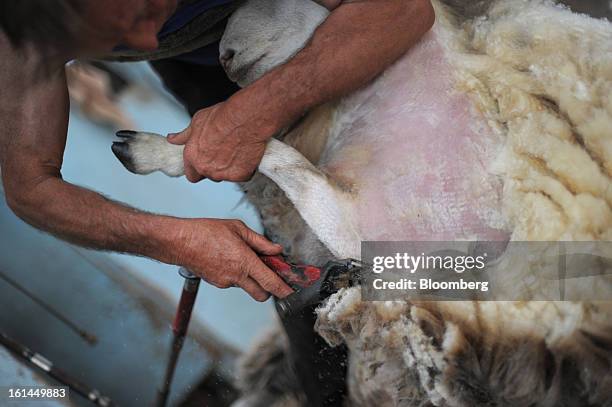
left=167, top=130, right=190, bottom=145
left=241, top=227, right=283, bottom=255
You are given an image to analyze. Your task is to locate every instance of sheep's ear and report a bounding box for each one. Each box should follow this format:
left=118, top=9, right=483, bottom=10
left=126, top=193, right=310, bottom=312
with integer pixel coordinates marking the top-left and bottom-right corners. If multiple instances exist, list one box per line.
left=260, top=139, right=361, bottom=259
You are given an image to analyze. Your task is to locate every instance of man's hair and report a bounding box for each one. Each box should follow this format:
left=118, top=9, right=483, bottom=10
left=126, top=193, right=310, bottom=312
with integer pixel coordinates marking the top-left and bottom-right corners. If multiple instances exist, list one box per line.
left=0, top=0, right=84, bottom=51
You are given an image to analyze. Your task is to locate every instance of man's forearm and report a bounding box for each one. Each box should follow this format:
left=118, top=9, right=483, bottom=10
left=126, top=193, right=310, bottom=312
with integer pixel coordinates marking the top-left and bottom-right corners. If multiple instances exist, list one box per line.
left=0, top=47, right=178, bottom=265
left=233, top=0, right=435, bottom=133
left=2, top=171, right=294, bottom=299
left=4, top=173, right=179, bottom=264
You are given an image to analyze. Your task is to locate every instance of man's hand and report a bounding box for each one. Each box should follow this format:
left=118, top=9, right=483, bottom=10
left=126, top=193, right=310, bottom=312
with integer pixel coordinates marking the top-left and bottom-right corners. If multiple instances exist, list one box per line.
left=171, top=218, right=293, bottom=301
left=167, top=102, right=269, bottom=183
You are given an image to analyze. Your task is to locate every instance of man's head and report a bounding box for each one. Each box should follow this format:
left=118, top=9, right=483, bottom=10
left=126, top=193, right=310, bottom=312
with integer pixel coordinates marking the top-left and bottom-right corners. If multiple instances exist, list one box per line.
left=0, top=0, right=178, bottom=59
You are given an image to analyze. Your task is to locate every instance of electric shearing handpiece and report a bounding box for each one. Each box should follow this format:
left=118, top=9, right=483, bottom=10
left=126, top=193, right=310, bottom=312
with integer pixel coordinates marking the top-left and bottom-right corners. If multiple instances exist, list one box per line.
left=260, top=255, right=363, bottom=318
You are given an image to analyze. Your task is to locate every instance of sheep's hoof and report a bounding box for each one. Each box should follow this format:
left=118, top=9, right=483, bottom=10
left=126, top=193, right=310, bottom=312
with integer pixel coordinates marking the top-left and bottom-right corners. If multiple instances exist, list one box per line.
left=112, top=130, right=138, bottom=174
left=111, top=130, right=185, bottom=177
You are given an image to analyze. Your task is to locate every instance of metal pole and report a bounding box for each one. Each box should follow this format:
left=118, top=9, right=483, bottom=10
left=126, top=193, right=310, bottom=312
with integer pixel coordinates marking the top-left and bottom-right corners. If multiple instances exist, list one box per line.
left=155, top=268, right=200, bottom=407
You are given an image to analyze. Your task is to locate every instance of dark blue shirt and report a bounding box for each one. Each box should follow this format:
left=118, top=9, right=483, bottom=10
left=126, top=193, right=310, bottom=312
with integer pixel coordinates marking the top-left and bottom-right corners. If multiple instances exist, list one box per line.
left=113, top=0, right=235, bottom=65
left=157, top=0, right=234, bottom=38
left=160, top=0, right=235, bottom=65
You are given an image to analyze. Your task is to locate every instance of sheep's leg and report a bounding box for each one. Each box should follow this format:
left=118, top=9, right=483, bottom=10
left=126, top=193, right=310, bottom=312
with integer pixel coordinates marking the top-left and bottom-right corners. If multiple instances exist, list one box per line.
left=112, top=131, right=185, bottom=177
left=111, top=131, right=361, bottom=259
left=259, top=139, right=360, bottom=259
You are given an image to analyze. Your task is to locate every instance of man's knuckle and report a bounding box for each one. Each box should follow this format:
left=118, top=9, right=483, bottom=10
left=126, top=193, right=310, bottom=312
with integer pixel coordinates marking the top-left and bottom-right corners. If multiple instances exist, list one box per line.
left=209, top=169, right=227, bottom=180
left=235, top=273, right=249, bottom=286
left=186, top=171, right=200, bottom=183
left=211, top=272, right=233, bottom=287
left=193, top=110, right=207, bottom=121
left=210, top=280, right=226, bottom=289
left=235, top=170, right=252, bottom=182
left=231, top=219, right=246, bottom=231
left=194, top=162, right=207, bottom=174
left=237, top=258, right=253, bottom=274
left=255, top=273, right=275, bottom=290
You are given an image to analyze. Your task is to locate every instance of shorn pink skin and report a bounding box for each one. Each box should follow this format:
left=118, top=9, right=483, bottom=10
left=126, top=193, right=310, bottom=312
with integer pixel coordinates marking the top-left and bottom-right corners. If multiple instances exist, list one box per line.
left=319, top=31, right=509, bottom=242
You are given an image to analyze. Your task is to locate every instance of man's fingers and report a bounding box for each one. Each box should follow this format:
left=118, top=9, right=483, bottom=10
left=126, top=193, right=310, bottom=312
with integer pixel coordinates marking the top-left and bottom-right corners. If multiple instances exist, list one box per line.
left=236, top=223, right=283, bottom=255
left=167, top=129, right=190, bottom=145
left=184, top=164, right=205, bottom=183
left=239, top=277, right=270, bottom=302
left=249, top=257, right=294, bottom=298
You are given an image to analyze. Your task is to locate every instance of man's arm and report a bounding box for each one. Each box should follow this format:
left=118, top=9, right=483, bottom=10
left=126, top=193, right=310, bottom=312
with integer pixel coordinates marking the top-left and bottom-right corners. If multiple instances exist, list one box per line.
left=169, top=0, right=435, bottom=182
left=0, top=40, right=292, bottom=301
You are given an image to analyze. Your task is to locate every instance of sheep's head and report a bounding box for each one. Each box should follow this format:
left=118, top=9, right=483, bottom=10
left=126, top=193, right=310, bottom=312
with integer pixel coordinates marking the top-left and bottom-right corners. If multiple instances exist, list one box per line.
left=219, top=0, right=329, bottom=87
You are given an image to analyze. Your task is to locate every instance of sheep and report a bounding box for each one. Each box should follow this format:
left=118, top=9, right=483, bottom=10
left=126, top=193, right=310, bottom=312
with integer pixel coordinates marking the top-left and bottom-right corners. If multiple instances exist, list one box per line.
left=111, top=0, right=612, bottom=405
